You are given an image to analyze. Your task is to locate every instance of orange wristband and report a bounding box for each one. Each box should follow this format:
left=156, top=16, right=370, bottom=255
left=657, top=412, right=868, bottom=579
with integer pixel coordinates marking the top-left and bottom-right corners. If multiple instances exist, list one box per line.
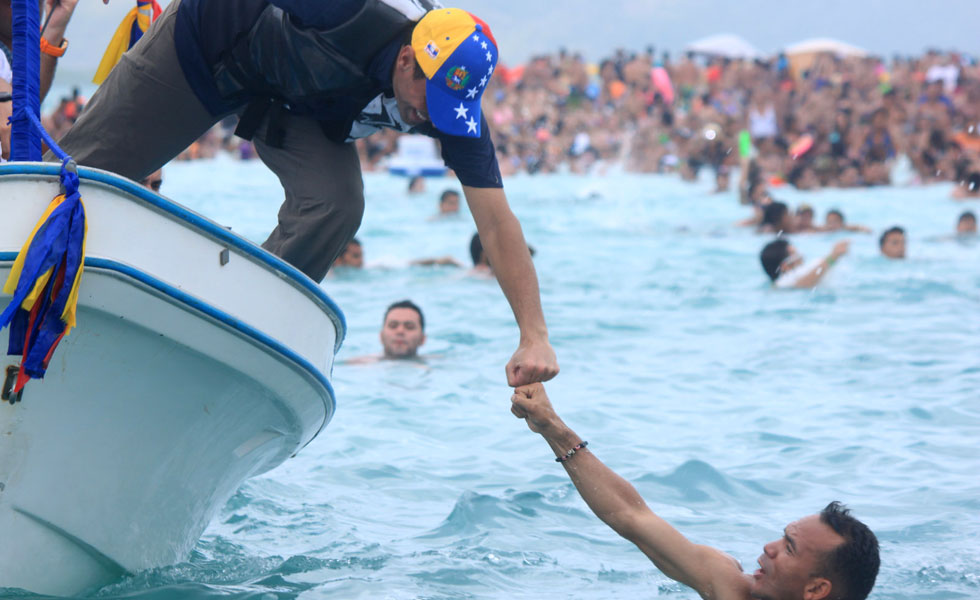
left=40, top=37, right=67, bottom=58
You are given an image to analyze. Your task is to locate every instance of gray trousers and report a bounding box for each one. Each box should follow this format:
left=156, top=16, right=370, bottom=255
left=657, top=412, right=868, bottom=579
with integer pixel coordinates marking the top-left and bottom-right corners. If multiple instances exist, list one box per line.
left=53, top=0, right=364, bottom=283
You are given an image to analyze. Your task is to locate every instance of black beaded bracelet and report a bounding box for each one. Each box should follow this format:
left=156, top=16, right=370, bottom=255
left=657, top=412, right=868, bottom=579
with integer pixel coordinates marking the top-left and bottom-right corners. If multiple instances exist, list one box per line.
left=0, top=92, right=12, bottom=103
left=555, top=440, right=588, bottom=463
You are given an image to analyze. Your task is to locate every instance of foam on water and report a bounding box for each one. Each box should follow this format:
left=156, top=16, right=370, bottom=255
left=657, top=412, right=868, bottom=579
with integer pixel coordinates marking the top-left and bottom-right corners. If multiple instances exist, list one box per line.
left=5, top=163, right=977, bottom=599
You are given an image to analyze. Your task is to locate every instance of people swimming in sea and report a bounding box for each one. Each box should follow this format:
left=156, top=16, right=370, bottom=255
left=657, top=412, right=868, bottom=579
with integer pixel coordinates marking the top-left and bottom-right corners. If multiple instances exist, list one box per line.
left=823, top=209, right=871, bottom=233
left=956, top=210, right=977, bottom=236
left=332, top=238, right=364, bottom=269
left=511, top=382, right=880, bottom=600
left=760, top=239, right=849, bottom=289
left=879, top=226, right=906, bottom=259
left=794, top=204, right=819, bottom=232
left=345, top=300, right=427, bottom=364
left=469, top=232, right=535, bottom=277
left=756, top=201, right=796, bottom=235
left=435, top=189, right=461, bottom=217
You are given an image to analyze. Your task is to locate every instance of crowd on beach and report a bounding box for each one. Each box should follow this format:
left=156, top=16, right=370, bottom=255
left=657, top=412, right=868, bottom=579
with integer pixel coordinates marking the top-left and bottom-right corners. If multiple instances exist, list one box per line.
left=22, top=40, right=979, bottom=295
left=27, top=46, right=980, bottom=199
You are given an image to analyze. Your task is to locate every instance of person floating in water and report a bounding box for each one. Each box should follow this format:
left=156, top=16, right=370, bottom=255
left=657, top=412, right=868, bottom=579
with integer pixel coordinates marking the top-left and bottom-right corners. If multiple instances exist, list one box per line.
left=428, top=188, right=461, bottom=219
left=332, top=237, right=365, bottom=270
left=54, top=0, right=558, bottom=387
left=823, top=209, right=871, bottom=233
left=346, top=299, right=427, bottom=364
left=956, top=211, right=977, bottom=237
left=879, top=226, right=906, bottom=260
left=511, top=383, right=880, bottom=600
left=469, top=232, right=535, bottom=277
left=760, top=239, right=849, bottom=289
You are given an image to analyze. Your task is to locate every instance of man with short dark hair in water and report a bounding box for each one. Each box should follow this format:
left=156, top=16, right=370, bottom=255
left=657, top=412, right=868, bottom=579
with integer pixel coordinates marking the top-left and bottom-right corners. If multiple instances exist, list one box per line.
left=379, top=299, right=425, bottom=358
left=470, top=232, right=534, bottom=276
left=956, top=211, right=976, bottom=236
left=437, top=189, right=460, bottom=216
left=794, top=204, right=818, bottom=232
left=346, top=299, right=426, bottom=364
left=333, top=237, right=364, bottom=269
left=760, top=239, right=849, bottom=289
left=757, top=201, right=795, bottom=235
left=879, top=226, right=906, bottom=259
left=511, top=383, right=880, bottom=600
left=823, top=209, right=871, bottom=233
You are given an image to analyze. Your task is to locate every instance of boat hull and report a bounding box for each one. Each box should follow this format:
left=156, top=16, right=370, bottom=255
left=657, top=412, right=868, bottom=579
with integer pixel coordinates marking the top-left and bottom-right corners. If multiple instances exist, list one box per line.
left=0, top=164, right=342, bottom=595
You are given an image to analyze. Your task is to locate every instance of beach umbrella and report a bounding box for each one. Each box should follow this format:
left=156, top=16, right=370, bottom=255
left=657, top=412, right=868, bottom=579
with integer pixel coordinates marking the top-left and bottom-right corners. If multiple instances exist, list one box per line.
left=685, top=34, right=762, bottom=59
left=784, top=37, right=867, bottom=58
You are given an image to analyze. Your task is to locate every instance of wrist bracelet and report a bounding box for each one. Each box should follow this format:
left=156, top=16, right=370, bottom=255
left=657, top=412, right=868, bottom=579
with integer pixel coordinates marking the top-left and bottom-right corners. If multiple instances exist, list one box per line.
left=826, top=255, right=837, bottom=267
left=556, top=440, right=588, bottom=463
left=0, top=93, right=12, bottom=103
left=40, top=36, right=68, bottom=58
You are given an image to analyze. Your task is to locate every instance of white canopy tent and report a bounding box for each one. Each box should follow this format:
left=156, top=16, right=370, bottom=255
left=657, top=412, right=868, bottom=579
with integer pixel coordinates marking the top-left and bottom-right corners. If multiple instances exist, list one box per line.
left=685, top=34, right=763, bottom=59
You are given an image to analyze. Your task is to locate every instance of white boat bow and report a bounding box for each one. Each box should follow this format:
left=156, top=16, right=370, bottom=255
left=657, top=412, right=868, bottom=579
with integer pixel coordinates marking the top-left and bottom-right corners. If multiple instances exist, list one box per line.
left=0, top=163, right=344, bottom=595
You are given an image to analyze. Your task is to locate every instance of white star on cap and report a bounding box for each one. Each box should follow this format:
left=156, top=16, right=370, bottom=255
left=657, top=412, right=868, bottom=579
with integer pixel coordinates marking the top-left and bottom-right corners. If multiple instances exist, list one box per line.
left=481, top=41, right=488, bottom=50
left=453, top=102, right=469, bottom=120
left=479, top=75, right=487, bottom=87
left=488, top=64, right=495, bottom=76
left=466, top=87, right=479, bottom=99
left=466, top=116, right=478, bottom=134
left=486, top=51, right=492, bottom=62
left=472, top=35, right=479, bottom=41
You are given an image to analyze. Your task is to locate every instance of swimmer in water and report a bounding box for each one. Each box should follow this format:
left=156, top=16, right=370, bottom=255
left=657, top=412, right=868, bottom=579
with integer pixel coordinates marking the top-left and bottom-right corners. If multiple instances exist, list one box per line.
left=956, top=211, right=976, bottom=236
left=760, top=239, right=849, bottom=289
left=822, top=209, right=871, bottom=233
left=879, top=226, right=906, bottom=259
left=345, top=300, right=427, bottom=364
left=512, top=383, right=880, bottom=600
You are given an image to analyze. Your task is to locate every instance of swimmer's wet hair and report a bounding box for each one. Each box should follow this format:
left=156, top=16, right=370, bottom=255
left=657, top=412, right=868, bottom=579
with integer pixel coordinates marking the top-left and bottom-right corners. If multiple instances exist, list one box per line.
left=760, top=239, right=790, bottom=282
left=761, top=201, right=789, bottom=229
left=469, top=233, right=484, bottom=266
left=817, top=502, right=880, bottom=600
left=469, top=233, right=534, bottom=266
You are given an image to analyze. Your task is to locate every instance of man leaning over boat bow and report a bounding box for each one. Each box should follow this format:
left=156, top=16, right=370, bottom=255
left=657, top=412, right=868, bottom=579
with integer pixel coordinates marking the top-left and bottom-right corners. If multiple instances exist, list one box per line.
left=53, top=0, right=558, bottom=387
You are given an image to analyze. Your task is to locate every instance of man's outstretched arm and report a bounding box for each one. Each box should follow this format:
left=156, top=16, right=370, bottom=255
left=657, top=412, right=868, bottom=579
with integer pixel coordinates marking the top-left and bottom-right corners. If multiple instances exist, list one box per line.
left=512, top=383, right=748, bottom=600
left=463, top=185, right=558, bottom=387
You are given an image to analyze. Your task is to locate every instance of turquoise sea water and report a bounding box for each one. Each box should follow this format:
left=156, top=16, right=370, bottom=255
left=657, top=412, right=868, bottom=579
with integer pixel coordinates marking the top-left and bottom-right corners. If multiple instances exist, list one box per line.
left=10, top=160, right=980, bottom=599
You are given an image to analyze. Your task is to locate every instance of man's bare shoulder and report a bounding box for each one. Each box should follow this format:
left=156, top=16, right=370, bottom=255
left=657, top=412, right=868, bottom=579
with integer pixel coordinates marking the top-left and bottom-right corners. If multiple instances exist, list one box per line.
left=693, top=546, right=753, bottom=600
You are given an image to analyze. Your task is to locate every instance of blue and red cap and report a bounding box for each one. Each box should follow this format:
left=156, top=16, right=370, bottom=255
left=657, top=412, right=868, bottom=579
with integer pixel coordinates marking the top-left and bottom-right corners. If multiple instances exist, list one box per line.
left=411, top=8, right=498, bottom=138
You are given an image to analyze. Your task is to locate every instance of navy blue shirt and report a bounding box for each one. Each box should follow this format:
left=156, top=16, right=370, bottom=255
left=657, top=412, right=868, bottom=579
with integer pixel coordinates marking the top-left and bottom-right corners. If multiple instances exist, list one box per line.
left=173, top=0, right=501, bottom=188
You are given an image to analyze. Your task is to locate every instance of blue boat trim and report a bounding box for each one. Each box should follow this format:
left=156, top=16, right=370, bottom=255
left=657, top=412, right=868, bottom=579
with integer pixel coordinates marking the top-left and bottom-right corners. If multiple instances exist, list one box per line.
left=0, top=162, right=347, bottom=350
left=0, top=253, right=336, bottom=439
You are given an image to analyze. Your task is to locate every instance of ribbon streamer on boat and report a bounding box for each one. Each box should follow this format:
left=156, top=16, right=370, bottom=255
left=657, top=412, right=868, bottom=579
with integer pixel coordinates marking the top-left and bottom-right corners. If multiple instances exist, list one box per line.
left=3, top=0, right=89, bottom=393
left=93, top=0, right=162, bottom=84
left=0, top=160, right=87, bottom=394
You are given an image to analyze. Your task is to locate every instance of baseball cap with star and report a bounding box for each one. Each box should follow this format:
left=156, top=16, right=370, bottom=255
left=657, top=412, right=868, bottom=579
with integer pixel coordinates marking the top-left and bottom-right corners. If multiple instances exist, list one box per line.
left=411, top=8, right=498, bottom=138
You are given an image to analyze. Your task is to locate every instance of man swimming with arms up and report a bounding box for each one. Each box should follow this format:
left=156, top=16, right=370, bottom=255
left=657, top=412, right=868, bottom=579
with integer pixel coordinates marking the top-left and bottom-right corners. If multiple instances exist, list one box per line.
left=511, top=383, right=880, bottom=600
